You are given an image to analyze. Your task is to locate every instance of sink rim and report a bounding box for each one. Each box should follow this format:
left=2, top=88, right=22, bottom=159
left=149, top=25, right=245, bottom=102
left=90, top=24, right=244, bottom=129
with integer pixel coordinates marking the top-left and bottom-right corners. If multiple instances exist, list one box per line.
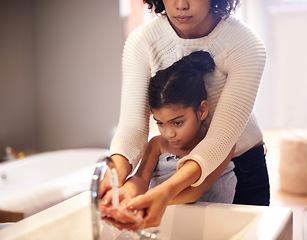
left=0, top=191, right=293, bottom=240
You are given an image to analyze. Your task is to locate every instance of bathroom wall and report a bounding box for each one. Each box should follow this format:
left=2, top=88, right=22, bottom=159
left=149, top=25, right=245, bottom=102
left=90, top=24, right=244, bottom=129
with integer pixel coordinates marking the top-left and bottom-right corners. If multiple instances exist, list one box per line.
left=0, top=0, right=123, bottom=154
left=0, top=1, right=37, bottom=154
left=34, top=0, right=123, bottom=151
left=1, top=0, right=307, bottom=156
left=243, top=0, right=307, bottom=130
left=265, top=3, right=307, bottom=128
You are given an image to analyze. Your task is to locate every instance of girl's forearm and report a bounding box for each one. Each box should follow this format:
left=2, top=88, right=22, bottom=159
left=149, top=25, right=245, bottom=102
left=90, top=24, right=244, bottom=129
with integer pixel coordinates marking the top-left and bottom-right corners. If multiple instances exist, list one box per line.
left=122, top=176, right=150, bottom=198
left=168, top=163, right=223, bottom=205
left=157, top=160, right=201, bottom=202
left=169, top=145, right=235, bottom=204
left=121, top=137, right=160, bottom=198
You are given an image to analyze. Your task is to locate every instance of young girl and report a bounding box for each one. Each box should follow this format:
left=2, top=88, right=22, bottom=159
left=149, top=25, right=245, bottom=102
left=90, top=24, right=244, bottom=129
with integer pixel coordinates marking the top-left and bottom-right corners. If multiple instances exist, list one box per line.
left=102, top=51, right=236, bottom=230
left=100, top=0, right=269, bottom=228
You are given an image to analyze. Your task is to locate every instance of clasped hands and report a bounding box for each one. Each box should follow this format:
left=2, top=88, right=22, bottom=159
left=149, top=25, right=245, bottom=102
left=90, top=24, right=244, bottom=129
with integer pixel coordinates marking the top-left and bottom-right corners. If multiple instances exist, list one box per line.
left=100, top=186, right=170, bottom=231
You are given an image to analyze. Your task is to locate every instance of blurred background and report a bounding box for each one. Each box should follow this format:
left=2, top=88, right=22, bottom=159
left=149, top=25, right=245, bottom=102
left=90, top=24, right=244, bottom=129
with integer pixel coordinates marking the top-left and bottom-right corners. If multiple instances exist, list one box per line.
left=1, top=0, right=307, bottom=154
left=0, top=0, right=123, bottom=154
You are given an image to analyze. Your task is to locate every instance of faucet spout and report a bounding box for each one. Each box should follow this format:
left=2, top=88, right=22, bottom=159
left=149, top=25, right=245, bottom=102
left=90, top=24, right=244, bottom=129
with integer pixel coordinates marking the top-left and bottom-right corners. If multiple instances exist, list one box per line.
left=90, top=157, right=160, bottom=240
left=90, top=156, right=119, bottom=240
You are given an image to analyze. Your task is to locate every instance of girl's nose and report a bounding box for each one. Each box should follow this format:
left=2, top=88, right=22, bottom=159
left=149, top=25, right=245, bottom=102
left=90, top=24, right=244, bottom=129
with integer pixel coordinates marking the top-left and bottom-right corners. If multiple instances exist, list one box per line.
left=175, top=0, right=189, bottom=10
left=165, top=127, right=176, bottom=139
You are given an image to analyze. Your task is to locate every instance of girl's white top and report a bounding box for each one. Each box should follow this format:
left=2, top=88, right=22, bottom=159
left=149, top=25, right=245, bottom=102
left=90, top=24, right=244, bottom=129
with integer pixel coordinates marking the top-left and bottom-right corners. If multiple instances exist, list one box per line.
left=110, top=15, right=266, bottom=187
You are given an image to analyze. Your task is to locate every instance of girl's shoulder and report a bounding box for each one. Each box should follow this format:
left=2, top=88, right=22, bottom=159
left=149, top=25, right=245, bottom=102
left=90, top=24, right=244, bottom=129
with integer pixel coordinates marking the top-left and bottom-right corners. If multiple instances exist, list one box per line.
left=146, top=135, right=164, bottom=158
left=148, top=135, right=164, bottom=147
left=149, top=135, right=188, bottom=158
left=149, top=135, right=168, bottom=152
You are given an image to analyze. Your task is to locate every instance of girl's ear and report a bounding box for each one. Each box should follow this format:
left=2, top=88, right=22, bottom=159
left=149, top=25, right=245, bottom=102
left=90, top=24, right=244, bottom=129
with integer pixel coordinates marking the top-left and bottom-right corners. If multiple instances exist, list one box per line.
left=198, top=100, right=209, bottom=121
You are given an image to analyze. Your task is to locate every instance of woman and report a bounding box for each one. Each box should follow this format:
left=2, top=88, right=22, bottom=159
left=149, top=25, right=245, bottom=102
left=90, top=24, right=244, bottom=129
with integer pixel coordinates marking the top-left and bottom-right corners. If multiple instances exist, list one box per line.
left=100, top=0, right=269, bottom=229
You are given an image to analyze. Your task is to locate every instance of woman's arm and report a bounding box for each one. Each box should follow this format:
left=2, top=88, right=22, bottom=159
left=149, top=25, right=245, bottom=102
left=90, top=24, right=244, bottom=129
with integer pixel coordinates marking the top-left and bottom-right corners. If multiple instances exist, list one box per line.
left=99, top=154, right=132, bottom=200
left=177, top=21, right=266, bottom=187
left=109, top=25, right=152, bottom=171
left=100, top=25, right=152, bottom=200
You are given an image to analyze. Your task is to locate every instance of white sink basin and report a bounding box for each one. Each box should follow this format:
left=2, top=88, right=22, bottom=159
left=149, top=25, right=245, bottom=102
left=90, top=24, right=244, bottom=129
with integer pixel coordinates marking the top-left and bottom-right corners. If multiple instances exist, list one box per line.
left=0, top=191, right=292, bottom=240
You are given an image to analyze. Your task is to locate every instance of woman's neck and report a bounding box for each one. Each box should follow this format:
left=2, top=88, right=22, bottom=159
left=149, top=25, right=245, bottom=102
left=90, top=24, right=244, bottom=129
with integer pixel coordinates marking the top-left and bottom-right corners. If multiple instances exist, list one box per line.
left=168, top=13, right=221, bottom=39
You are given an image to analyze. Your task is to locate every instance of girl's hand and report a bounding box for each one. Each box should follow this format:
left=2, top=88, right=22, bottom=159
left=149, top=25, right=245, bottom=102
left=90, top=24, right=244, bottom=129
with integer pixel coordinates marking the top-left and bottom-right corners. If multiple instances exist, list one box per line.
left=125, top=160, right=203, bottom=229
left=100, top=188, right=145, bottom=231
left=103, top=203, right=145, bottom=231
left=128, top=187, right=171, bottom=229
left=100, top=187, right=131, bottom=217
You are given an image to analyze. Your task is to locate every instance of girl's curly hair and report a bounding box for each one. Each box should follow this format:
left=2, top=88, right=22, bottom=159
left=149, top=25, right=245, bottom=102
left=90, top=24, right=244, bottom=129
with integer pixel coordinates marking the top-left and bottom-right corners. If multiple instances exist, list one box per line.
left=143, top=0, right=240, bottom=19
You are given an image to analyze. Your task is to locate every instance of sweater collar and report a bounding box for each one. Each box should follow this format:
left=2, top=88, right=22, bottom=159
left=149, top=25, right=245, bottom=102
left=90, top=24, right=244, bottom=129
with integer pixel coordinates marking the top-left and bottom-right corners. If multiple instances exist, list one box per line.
left=158, top=14, right=229, bottom=46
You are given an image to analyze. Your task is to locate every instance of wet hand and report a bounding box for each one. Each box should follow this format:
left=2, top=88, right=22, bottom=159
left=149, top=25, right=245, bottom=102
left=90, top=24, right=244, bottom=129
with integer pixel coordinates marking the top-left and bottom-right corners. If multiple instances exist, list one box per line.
left=100, top=188, right=145, bottom=231
left=127, top=187, right=170, bottom=229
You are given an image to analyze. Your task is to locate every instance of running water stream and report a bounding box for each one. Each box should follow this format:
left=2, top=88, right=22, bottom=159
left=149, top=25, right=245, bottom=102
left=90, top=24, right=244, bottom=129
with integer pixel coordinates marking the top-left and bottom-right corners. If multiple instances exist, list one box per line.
left=108, top=167, right=119, bottom=208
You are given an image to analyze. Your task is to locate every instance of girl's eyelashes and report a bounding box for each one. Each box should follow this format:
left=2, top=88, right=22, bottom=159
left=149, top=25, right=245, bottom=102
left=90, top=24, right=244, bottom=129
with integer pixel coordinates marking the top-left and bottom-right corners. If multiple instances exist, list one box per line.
left=156, top=121, right=163, bottom=126
left=174, top=121, right=183, bottom=126
left=155, top=121, right=183, bottom=126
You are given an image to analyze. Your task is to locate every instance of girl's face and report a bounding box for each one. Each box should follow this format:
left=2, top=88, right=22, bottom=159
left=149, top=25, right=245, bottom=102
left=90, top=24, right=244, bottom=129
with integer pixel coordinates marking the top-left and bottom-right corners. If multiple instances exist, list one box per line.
left=162, top=0, right=218, bottom=39
left=152, top=102, right=208, bottom=151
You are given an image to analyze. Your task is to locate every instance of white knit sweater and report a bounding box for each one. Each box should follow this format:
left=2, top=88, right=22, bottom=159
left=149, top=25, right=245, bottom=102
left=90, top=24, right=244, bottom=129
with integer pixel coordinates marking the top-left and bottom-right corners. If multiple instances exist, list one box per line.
left=110, top=15, right=266, bottom=186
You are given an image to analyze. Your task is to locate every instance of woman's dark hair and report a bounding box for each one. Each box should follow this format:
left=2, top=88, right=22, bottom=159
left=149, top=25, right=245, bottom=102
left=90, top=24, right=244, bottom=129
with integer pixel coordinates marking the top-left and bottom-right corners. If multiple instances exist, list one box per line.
left=143, top=0, right=240, bottom=19
left=148, top=51, right=215, bottom=111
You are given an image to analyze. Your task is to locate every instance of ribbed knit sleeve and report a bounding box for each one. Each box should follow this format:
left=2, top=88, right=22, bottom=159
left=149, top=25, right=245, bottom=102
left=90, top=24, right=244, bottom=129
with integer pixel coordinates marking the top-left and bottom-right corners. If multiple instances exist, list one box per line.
left=109, top=24, right=151, bottom=169
left=177, top=19, right=266, bottom=186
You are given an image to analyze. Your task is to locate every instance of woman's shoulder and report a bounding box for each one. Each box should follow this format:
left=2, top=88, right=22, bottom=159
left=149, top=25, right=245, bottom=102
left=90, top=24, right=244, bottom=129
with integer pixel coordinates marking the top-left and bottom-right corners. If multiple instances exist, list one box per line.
left=219, top=16, right=264, bottom=44
left=212, top=16, right=265, bottom=63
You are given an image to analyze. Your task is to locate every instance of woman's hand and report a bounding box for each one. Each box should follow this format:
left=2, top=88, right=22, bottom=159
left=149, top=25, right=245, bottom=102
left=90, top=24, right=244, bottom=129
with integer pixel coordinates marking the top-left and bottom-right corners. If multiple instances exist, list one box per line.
left=99, top=154, right=132, bottom=202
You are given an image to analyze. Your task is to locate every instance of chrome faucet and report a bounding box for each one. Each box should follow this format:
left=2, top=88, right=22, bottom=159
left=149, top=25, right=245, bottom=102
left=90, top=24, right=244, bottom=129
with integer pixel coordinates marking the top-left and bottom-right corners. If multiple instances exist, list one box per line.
left=91, top=157, right=118, bottom=240
left=90, top=157, right=160, bottom=240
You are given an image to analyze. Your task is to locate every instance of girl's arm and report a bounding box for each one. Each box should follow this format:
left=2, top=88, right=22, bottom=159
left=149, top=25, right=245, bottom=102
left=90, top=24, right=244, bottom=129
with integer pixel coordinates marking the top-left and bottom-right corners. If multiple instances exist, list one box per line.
left=101, top=136, right=160, bottom=206
left=128, top=145, right=235, bottom=228
left=127, top=160, right=201, bottom=228
left=169, top=145, right=235, bottom=204
left=100, top=136, right=161, bottom=229
left=106, top=149, right=202, bottom=230
left=121, top=136, right=161, bottom=197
